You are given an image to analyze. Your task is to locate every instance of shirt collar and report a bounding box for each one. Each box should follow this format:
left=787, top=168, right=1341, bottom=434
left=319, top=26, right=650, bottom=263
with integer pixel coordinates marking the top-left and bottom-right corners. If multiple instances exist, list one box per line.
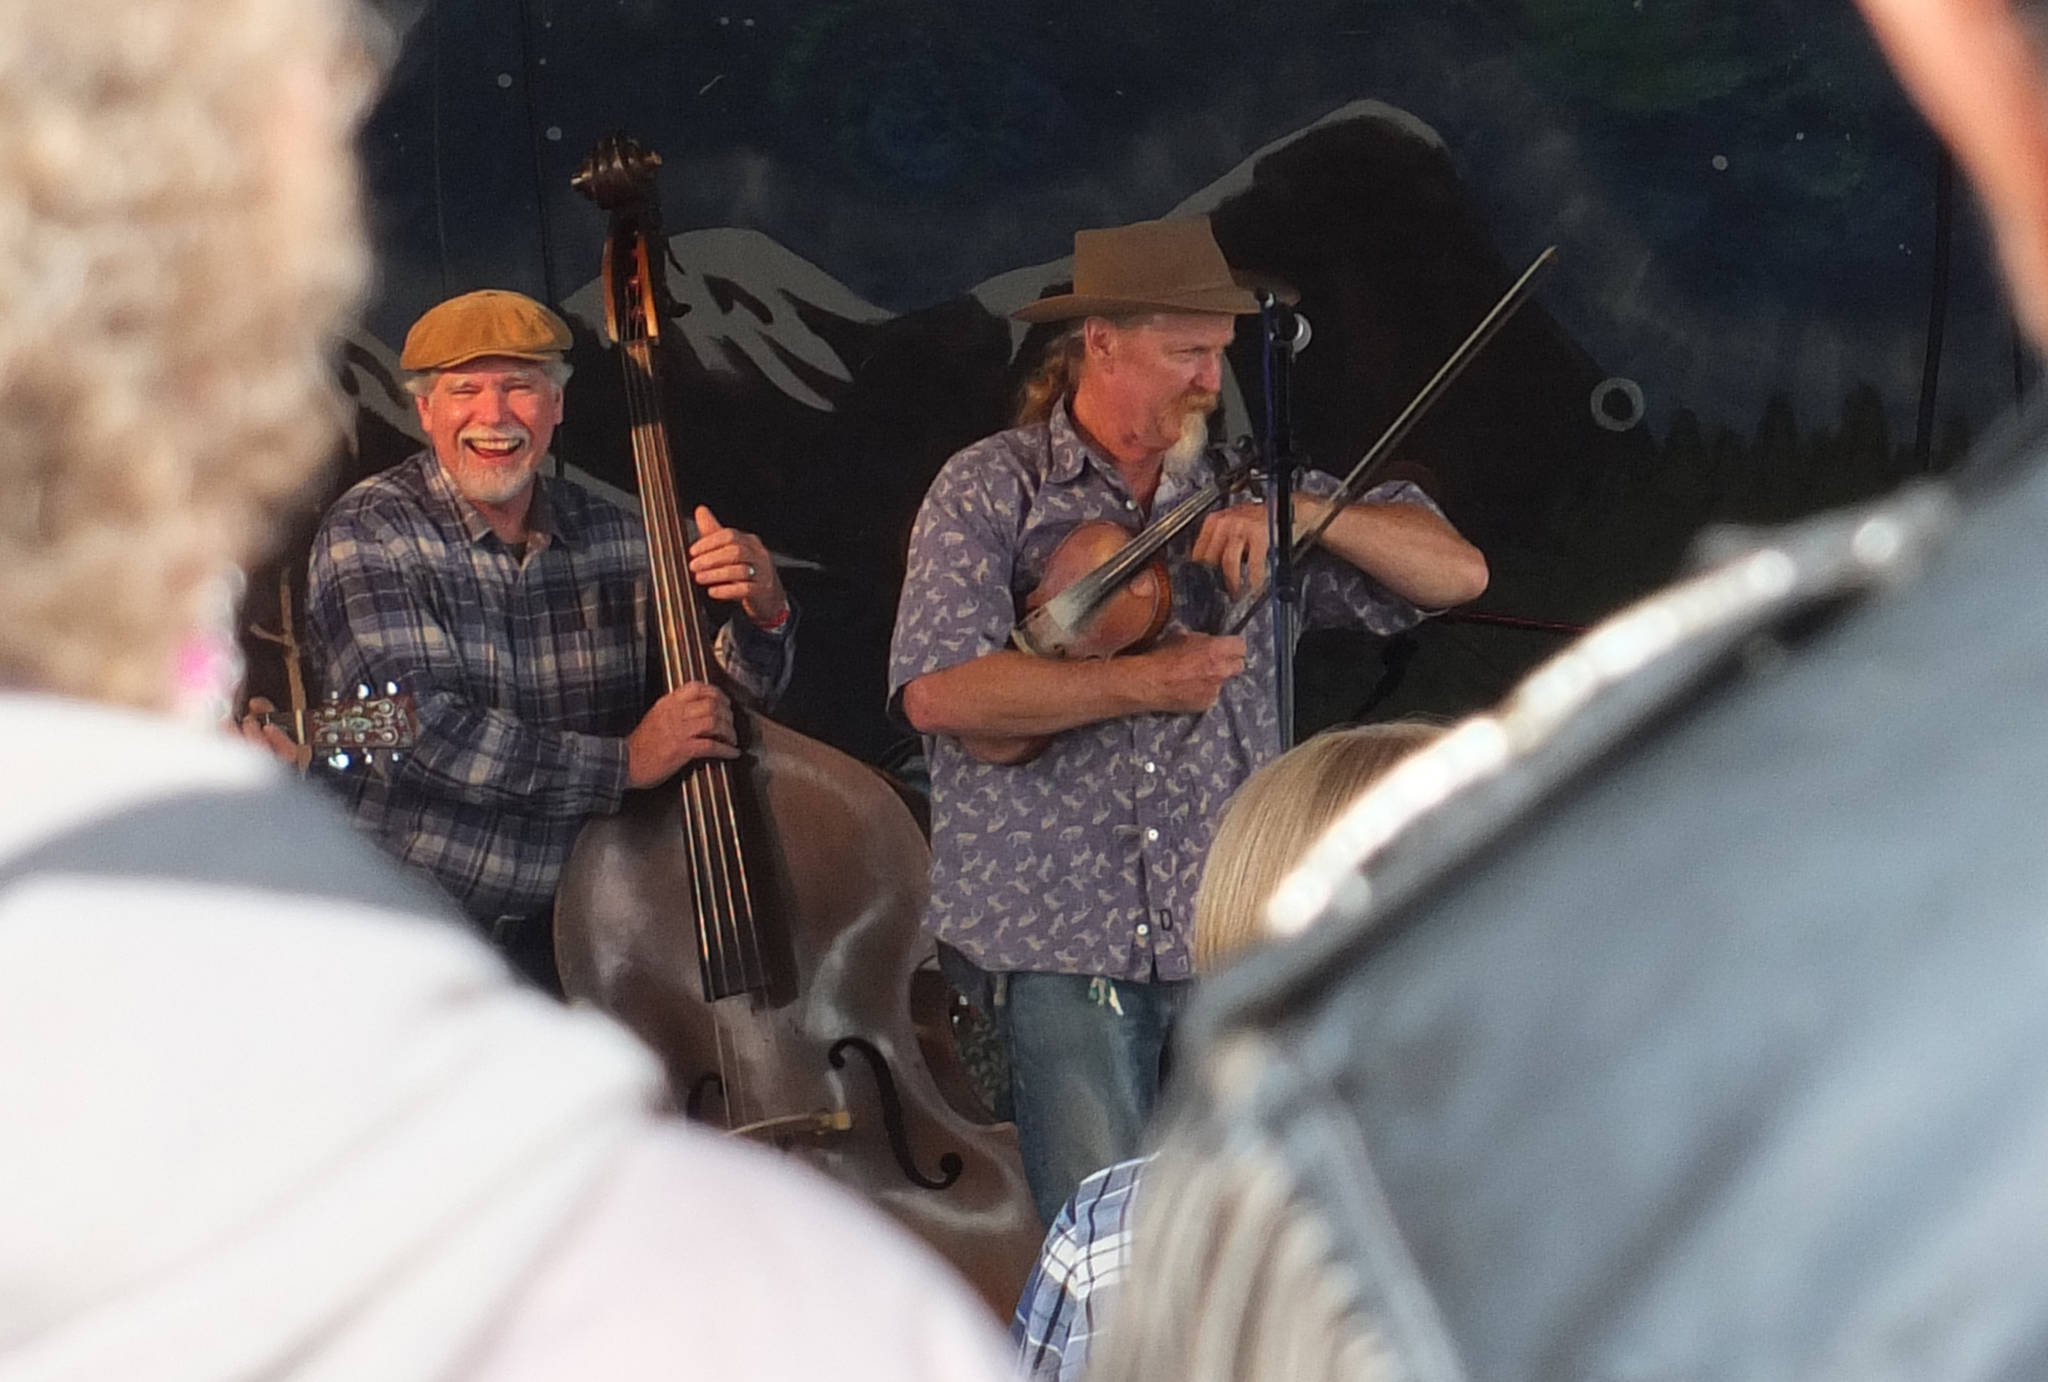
left=416, top=450, right=581, bottom=552
left=1046, top=399, right=1104, bottom=486
left=1046, top=398, right=1202, bottom=508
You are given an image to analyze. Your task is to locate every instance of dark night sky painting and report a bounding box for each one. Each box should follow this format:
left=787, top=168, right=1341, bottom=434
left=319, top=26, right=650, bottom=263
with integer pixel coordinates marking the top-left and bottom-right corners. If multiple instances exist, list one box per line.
left=253, top=0, right=2025, bottom=757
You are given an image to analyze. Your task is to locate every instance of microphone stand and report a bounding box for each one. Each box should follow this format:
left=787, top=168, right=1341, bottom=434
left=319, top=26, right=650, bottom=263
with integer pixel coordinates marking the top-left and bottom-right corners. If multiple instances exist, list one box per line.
left=1257, top=290, right=1306, bottom=749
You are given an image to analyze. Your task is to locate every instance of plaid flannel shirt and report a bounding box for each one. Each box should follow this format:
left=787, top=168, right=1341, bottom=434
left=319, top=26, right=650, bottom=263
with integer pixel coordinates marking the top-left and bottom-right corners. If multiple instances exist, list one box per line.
left=306, top=451, right=793, bottom=923
left=1013, top=1154, right=1152, bottom=1382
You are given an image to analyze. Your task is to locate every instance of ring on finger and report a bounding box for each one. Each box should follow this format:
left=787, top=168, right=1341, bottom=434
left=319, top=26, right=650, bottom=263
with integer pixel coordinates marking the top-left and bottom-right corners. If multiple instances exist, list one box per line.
left=745, top=563, right=757, bottom=579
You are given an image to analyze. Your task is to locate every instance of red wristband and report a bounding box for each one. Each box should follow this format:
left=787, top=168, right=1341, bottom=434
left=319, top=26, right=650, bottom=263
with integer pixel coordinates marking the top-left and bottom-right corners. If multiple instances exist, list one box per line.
left=752, top=605, right=792, bottom=633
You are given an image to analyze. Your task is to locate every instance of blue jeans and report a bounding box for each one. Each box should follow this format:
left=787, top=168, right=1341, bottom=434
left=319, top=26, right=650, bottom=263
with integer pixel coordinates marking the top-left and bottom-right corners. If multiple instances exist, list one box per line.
left=994, top=969, right=1192, bottom=1225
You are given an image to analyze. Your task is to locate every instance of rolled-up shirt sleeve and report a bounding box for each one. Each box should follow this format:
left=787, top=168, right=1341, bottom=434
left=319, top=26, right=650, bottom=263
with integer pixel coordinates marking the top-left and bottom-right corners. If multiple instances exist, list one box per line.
left=1294, top=475, right=1438, bottom=634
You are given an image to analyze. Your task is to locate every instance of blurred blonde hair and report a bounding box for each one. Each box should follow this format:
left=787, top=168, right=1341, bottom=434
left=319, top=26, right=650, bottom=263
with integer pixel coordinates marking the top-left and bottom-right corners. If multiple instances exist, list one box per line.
left=0, top=0, right=375, bottom=707
left=1193, top=720, right=1444, bottom=974
left=1098, top=719, right=1450, bottom=1382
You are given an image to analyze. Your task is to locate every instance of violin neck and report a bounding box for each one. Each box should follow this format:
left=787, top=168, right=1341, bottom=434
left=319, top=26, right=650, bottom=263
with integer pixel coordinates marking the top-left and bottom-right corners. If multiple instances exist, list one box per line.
left=1070, top=468, right=1233, bottom=608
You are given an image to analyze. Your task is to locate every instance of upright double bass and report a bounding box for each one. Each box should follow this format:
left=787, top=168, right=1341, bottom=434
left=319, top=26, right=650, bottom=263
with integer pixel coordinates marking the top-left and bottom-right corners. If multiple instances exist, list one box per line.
left=554, top=134, right=1042, bottom=1314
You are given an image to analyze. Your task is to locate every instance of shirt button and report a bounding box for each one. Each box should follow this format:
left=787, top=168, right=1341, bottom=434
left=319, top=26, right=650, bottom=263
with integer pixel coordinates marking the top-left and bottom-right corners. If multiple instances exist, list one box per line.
left=1145, top=827, right=1159, bottom=842
left=1144, top=761, right=1157, bottom=774
left=1125, top=499, right=1138, bottom=511
left=1137, top=923, right=1151, bottom=939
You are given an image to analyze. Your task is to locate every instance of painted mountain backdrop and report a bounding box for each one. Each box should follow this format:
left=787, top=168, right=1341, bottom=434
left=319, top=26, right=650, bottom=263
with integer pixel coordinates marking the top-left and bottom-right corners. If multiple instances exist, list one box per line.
left=248, top=2, right=2018, bottom=757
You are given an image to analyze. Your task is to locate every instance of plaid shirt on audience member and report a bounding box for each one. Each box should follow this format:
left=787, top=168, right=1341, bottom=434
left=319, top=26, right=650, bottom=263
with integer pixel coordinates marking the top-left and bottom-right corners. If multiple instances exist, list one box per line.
left=306, top=451, right=792, bottom=924
left=1013, top=1154, right=1153, bottom=1382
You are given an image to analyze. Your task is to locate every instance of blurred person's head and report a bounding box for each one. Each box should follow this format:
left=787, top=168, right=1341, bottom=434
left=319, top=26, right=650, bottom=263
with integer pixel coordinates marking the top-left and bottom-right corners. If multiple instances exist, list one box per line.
left=1851, top=0, right=2048, bottom=347
left=0, top=0, right=374, bottom=711
left=1194, top=721, right=1445, bottom=974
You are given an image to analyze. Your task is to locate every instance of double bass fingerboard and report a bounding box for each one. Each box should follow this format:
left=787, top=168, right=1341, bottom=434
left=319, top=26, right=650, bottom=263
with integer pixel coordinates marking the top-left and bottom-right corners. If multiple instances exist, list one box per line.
left=613, top=237, right=770, bottom=1004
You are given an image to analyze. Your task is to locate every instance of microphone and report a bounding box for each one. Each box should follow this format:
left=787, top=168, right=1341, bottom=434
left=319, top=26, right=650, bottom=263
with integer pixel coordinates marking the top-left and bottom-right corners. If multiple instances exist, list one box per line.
left=1259, top=290, right=1312, bottom=357
left=1287, top=311, right=1313, bottom=356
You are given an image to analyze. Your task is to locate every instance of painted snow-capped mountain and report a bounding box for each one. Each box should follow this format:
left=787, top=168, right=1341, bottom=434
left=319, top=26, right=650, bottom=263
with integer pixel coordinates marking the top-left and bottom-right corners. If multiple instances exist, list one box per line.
left=314, top=99, right=1638, bottom=757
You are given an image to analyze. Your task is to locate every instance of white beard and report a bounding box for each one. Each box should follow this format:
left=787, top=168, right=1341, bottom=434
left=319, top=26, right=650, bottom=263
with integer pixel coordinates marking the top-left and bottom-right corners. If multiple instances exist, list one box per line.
left=1162, top=408, right=1212, bottom=483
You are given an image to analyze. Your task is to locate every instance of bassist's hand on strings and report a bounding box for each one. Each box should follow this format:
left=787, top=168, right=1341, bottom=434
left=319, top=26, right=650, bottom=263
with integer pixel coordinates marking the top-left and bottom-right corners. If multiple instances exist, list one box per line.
left=627, top=681, right=739, bottom=788
left=689, top=504, right=789, bottom=631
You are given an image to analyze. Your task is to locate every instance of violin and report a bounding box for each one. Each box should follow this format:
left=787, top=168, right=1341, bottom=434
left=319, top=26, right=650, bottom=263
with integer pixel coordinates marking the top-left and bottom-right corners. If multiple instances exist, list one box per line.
left=553, top=133, right=1043, bottom=1316
left=984, top=445, right=1255, bottom=764
left=1011, top=442, right=1256, bottom=660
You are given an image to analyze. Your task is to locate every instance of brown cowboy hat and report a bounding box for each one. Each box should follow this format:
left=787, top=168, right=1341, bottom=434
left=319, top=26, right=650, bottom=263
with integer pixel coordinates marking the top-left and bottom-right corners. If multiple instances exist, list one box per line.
left=1012, top=215, right=1293, bottom=323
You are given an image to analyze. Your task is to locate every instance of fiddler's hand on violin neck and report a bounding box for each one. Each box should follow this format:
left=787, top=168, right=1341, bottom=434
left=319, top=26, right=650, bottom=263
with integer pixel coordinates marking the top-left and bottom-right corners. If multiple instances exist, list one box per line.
left=688, top=503, right=790, bottom=631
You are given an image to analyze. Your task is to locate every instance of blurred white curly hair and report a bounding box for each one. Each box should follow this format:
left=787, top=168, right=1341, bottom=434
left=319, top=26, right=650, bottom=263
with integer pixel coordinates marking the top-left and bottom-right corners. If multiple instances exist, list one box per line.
left=0, top=0, right=374, bottom=707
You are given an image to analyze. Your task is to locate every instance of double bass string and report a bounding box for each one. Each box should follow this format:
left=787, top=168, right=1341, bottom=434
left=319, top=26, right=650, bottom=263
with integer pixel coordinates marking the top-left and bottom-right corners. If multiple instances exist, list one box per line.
left=623, top=342, right=739, bottom=963
left=614, top=208, right=766, bottom=1009
left=622, top=353, right=753, bottom=1130
left=622, top=323, right=766, bottom=1008
left=621, top=341, right=730, bottom=936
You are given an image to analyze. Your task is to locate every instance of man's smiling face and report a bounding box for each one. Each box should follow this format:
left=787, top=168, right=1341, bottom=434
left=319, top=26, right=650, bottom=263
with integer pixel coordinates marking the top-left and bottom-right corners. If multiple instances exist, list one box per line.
left=415, top=356, right=565, bottom=508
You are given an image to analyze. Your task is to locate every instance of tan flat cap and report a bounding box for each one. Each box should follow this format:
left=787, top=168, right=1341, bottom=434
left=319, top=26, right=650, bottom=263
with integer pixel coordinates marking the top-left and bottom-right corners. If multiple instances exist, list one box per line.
left=400, top=289, right=573, bottom=371
left=1013, top=216, right=1270, bottom=323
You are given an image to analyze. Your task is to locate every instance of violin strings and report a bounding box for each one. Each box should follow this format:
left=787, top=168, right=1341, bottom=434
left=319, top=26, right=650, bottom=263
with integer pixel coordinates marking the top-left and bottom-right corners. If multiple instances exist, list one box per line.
left=623, top=331, right=763, bottom=996
left=1071, top=473, right=1229, bottom=612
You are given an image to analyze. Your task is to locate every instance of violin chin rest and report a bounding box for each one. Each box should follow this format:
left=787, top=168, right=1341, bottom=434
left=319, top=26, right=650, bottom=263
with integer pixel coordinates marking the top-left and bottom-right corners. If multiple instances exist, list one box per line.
left=1010, top=610, right=1066, bottom=659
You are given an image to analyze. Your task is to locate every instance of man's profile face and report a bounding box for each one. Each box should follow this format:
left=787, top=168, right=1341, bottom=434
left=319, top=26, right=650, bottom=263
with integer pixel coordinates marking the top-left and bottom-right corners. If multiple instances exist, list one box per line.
left=1096, top=312, right=1235, bottom=457
left=415, top=356, right=565, bottom=508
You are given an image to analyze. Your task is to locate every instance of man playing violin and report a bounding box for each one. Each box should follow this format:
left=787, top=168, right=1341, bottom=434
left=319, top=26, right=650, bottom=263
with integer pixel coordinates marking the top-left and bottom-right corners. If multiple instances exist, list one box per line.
left=888, top=215, right=1488, bottom=1223
left=306, top=289, right=795, bottom=990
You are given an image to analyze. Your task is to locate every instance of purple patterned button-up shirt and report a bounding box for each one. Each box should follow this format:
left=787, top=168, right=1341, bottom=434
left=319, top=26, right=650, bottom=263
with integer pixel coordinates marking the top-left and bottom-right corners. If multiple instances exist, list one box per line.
left=888, top=404, right=1436, bottom=981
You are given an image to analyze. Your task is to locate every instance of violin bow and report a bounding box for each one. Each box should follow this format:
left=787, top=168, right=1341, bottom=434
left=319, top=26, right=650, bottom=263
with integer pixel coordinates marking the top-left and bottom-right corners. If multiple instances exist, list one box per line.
left=1224, top=245, right=1559, bottom=634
